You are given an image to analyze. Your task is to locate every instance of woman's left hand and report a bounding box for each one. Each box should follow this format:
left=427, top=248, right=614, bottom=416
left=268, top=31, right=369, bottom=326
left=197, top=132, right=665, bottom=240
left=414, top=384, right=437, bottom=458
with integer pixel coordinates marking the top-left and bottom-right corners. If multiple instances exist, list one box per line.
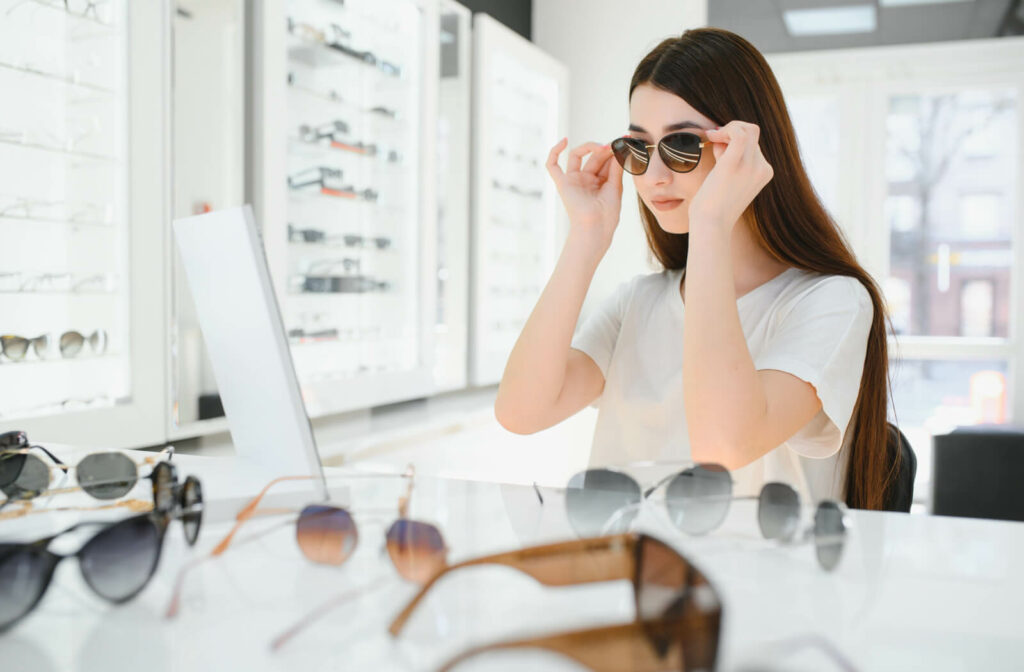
left=687, top=121, right=774, bottom=232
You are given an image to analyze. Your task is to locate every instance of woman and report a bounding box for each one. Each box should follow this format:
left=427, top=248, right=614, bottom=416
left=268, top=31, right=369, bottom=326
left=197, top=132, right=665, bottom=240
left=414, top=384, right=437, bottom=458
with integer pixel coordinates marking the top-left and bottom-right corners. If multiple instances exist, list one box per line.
left=495, top=27, right=897, bottom=510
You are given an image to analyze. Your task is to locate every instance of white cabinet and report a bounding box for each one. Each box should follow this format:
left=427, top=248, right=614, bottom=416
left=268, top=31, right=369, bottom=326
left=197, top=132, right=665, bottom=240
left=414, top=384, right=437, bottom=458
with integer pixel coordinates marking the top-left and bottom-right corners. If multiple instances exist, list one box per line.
left=0, top=0, right=169, bottom=448
left=468, top=14, right=569, bottom=386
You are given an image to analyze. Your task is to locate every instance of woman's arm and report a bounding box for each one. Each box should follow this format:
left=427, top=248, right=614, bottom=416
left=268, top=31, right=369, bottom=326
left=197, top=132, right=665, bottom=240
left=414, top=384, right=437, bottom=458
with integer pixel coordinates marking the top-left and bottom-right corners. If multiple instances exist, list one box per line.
left=683, top=122, right=821, bottom=468
left=495, top=233, right=607, bottom=434
left=495, top=138, right=623, bottom=434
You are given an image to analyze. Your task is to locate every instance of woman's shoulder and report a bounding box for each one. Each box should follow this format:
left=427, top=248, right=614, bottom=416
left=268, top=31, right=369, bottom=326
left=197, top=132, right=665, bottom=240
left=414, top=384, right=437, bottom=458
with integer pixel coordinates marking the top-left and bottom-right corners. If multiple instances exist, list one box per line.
left=780, top=268, right=873, bottom=314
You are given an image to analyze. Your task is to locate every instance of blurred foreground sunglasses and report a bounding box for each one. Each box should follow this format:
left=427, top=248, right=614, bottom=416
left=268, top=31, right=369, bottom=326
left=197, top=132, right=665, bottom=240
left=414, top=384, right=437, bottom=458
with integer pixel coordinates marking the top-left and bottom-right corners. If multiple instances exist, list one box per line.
left=390, top=532, right=722, bottom=672
left=611, top=132, right=708, bottom=175
left=0, top=432, right=174, bottom=506
left=165, top=466, right=445, bottom=622
left=0, top=462, right=202, bottom=632
left=566, top=465, right=847, bottom=571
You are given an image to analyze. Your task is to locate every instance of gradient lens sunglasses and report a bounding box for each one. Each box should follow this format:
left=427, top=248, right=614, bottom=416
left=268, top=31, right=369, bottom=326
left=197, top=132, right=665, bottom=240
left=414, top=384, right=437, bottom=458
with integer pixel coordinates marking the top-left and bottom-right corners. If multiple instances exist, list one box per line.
left=564, top=464, right=848, bottom=571
left=0, top=431, right=175, bottom=507
left=165, top=465, right=446, bottom=620
left=388, top=533, right=722, bottom=672
left=0, top=466, right=202, bottom=632
left=610, top=132, right=709, bottom=175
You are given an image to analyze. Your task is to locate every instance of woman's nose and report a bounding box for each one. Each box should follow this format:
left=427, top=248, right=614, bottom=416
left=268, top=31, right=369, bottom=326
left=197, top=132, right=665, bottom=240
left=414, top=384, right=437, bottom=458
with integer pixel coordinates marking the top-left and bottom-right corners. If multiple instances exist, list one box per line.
left=638, top=148, right=672, bottom=186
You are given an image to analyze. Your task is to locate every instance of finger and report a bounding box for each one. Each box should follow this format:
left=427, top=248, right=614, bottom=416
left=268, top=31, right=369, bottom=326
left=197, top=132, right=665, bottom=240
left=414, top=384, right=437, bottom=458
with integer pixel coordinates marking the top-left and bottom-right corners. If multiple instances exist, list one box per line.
left=600, top=150, right=624, bottom=197
left=566, top=142, right=605, bottom=174
left=545, top=137, right=568, bottom=187
left=582, top=145, right=613, bottom=176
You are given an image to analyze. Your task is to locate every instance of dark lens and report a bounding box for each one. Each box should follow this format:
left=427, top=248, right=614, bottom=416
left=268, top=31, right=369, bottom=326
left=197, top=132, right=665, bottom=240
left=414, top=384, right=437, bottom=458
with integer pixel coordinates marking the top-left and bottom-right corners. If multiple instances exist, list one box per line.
left=79, top=515, right=162, bottom=602
left=664, top=464, right=732, bottom=535
left=611, top=137, right=650, bottom=175
left=0, top=453, right=50, bottom=499
left=565, top=468, right=642, bottom=537
left=88, top=330, right=107, bottom=354
left=813, top=500, right=846, bottom=571
left=0, top=430, right=29, bottom=450
left=635, top=536, right=690, bottom=622
left=78, top=452, right=138, bottom=500
left=150, top=461, right=178, bottom=512
left=296, top=504, right=358, bottom=565
left=757, top=482, right=800, bottom=540
left=386, top=519, right=446, bottom=584
left=658, top=132, right=702, bottom=173
left=1, top=336, right=30, bottom=361
left=181, top=476, right=203, bottom=546
left=0, top=546, right=60, bottom=631
left=30, top=335, right=49, bottom=358
left=59, top=331, right=85, bottom=358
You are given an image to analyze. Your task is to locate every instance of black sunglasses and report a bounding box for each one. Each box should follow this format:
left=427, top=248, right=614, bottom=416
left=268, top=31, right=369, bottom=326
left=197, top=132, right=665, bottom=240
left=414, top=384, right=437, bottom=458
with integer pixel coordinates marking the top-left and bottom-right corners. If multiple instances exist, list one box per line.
left=611, top=132, right=709, bottom=175
left=0, top=464, right=202, bottom=632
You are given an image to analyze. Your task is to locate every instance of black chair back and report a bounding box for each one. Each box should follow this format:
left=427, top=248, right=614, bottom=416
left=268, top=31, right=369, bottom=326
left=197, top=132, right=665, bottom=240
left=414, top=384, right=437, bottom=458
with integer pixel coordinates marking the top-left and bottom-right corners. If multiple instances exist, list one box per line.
left=932, top=426, right=1024, bottom=522
left=883, top=422, right=916, bottom=512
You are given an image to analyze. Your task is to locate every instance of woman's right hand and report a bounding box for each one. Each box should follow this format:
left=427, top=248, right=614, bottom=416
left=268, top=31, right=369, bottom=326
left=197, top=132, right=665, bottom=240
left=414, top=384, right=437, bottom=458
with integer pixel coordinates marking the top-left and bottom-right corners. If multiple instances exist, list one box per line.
left=546, top=138, right=624, bottom=253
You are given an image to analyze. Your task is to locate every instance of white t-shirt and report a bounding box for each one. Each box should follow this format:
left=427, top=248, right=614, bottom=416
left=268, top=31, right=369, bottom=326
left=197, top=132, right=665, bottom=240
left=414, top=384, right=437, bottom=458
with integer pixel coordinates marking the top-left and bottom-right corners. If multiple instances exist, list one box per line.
left=570, top=266, right=873, bottom=503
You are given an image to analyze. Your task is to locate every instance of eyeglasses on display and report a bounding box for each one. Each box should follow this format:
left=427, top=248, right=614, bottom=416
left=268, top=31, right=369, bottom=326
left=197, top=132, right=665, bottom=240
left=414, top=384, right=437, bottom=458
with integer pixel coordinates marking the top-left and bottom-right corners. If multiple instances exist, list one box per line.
left=611, top=132, right=709, bottom=175
left=287, top=166, right=378, bottom=202
left=0, top=330, right=107, bottom=362
left=296, top=274, right=391, bottom=294
left=565, top=464, right=848, bottom=571
left=389, top=532, right=722, bottom=672
left=0, top=461, right=202, bottom=632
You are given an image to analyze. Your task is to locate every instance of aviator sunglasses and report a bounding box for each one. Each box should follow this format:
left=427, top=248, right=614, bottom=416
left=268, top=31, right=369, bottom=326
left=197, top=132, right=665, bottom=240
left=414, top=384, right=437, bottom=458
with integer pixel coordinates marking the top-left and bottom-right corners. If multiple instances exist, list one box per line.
left=564, top=464, right=847, bottom=571
left=611, top=131, right=709, bottom=175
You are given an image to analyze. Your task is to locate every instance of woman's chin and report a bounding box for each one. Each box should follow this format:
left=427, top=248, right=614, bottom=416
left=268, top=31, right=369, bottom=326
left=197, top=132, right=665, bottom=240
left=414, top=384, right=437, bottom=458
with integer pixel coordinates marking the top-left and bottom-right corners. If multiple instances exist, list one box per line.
left=656, top=217, right=689, bottom=235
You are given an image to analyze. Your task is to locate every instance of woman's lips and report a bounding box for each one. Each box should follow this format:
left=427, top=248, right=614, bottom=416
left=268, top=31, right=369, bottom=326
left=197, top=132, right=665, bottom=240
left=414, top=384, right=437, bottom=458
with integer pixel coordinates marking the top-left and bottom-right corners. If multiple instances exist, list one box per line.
left=650, top=198, right=684, bottom=212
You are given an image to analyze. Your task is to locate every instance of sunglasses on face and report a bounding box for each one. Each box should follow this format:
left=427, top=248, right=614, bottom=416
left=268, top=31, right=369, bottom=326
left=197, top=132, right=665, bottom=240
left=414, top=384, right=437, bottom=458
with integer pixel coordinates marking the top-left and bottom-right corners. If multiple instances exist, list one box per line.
left=566, top=464, right=847, bottom=571
left=389, top=532, right=722, bottom=672
left=165, top=467, right=445, bottom=620
left=0, top=470, right=203, bottom=632
left=611, top=132, right=709, bottom=175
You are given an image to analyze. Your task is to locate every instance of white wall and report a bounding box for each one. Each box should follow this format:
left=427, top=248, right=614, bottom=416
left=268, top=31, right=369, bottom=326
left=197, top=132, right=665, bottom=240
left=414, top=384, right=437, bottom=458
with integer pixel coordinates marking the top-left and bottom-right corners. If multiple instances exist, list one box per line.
left=532, top=0, right=708, bottom=319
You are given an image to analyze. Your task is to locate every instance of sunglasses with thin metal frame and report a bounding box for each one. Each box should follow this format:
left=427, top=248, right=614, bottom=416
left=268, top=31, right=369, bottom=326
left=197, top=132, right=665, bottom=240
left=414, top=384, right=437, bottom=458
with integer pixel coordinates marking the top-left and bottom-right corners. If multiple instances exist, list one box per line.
left=0, top=461, right=202, bottom=632
left=164, top=466, right=446, bottom=621
left=565, top=464, right=848, bottom=571
left=611, top=132, right=710, bottom=175
left=389, top=532, right=722, bottom=672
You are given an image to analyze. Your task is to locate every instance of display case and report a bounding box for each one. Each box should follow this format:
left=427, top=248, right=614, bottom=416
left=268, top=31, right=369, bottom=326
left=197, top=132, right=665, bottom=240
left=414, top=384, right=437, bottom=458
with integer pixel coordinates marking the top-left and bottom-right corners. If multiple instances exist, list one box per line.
left=252, top=0, right=439, bottom=417
left=0, top=0, right=169, bottom=447
left=468, top=14, right=569, bottom=386
left=433, top=0, right=471, bottom=393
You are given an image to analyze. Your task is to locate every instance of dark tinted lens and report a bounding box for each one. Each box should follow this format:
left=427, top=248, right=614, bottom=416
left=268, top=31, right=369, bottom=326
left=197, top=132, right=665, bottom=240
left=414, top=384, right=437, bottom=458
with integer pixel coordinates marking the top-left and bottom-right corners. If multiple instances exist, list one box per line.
left=565, top=468, right=642, bottom=537
left=59, top=331, right=85, bottom=358
left=78, top=452, right=138, bottom=500
left=0, top=453, right=50, bottom=499
left=150, top=461, right=177, bottom=512
left=658, top=132, right=702, bottom=173
left=79, top=516, right=162, bottom=602
left=386, top=519, right=446, bottom=584
left=1, top=336, right=30, bottom=361
left=664, top=464, right=732, bottom=535
left=635, top=536, right=690, bottom=622
left=813, top=501, right=846, bottom=571
left=757, top=482, right=800, bottom=540
left=0, top=431, right=29, bottom=450
left=181, top=476, right=203, bottom=546
left=88, top=330, right=107, bottom=354
left=611, top=137, right=650, bottom=175
left=0, top=547, right=58, bottom=631
left=296, top=504, right=358, bottom=566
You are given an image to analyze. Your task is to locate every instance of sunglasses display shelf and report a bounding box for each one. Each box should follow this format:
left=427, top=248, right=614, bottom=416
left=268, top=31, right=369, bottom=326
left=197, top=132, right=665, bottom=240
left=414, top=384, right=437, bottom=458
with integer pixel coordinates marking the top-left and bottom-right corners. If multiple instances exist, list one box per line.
left=250, top=0, right=438, bottom=417
left=468, top=14, right=569, bottom=386
left=0, top=1, right=136, bottom=428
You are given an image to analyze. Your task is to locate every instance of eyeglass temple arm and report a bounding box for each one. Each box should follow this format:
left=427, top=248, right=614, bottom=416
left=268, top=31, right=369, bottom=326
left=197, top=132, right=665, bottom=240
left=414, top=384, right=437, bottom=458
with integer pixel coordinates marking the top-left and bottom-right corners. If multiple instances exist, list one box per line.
left=437, top=619, right=685, bottom=672
left=25, top=444, right=69, bottom=472
left=388, top=534, right=636, bottom=636
left=210, top=475, right=316, bottom=556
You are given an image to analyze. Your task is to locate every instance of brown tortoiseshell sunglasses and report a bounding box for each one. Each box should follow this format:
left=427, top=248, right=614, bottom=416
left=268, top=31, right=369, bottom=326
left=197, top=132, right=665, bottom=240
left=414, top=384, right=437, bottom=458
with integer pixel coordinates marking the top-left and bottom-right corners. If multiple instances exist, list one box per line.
left=390, top=532, right=722, bottom=672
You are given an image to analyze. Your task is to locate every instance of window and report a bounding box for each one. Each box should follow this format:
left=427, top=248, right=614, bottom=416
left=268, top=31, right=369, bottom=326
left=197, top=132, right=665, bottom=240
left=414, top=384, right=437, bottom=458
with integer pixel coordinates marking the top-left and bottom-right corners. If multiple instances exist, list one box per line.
left=959, top=279, right=994, bottom=337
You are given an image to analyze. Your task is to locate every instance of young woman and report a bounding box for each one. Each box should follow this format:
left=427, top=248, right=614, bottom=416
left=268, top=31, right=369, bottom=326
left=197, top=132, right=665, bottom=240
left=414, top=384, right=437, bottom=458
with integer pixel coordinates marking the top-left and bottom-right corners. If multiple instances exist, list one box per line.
left=495, top=27, right=897, bottom=510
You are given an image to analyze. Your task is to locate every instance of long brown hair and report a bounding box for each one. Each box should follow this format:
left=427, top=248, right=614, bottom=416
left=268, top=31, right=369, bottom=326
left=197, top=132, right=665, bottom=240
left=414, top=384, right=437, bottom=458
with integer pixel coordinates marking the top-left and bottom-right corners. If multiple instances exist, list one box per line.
left=630, top=28, right=896, bottom=510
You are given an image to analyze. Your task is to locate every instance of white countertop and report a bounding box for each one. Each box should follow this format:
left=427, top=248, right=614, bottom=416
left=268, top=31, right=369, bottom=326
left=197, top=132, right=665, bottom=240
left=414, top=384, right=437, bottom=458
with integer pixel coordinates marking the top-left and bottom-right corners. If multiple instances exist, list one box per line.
left=2, top=452, right=1022, bottom=671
